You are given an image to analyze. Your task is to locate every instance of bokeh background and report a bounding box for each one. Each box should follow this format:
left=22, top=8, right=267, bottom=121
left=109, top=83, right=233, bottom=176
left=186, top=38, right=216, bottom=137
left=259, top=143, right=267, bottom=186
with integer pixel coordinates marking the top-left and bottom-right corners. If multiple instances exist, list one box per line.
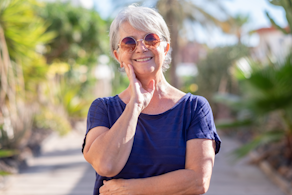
left=0, top=0, right=292, bottom=194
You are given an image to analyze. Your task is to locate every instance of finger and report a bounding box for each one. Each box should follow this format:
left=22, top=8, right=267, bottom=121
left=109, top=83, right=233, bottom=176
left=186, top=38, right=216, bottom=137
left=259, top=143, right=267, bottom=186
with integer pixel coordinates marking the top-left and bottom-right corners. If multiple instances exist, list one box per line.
left=123, top=62, right=129, bottom=75
left=99, top=185, right=107, bottom=193
left=128, top=64, right=135, bottom=78
left=123, top=63, right=132, bottom=81
left=127, top=64, right=136, bottom=85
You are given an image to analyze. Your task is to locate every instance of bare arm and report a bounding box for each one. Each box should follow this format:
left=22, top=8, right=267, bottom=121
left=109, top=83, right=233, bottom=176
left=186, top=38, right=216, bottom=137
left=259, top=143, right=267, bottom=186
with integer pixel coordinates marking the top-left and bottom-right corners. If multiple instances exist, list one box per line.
left=83, top=102, right=141, bottom=177
left=83, top=64, right=155, bottom=177
left=100, top=139, right=216, bottom=195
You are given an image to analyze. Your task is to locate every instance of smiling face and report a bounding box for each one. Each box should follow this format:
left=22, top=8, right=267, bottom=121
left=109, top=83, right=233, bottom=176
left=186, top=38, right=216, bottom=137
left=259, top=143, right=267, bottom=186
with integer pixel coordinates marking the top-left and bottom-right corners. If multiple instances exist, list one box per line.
left=114, top=21, right=169, bottom=78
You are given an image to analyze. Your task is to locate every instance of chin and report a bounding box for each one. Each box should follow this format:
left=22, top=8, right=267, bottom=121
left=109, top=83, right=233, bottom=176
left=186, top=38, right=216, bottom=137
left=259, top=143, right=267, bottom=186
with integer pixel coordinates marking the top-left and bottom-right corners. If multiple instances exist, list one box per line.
left=135, top=66, right=157, bottom=76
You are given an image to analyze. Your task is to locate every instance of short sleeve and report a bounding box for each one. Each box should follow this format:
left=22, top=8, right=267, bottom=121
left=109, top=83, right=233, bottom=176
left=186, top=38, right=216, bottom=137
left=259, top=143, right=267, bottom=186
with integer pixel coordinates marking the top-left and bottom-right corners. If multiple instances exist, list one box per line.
left=187, top=96, right=221, bottom=154
left=82, top=98, right=110, bottom=153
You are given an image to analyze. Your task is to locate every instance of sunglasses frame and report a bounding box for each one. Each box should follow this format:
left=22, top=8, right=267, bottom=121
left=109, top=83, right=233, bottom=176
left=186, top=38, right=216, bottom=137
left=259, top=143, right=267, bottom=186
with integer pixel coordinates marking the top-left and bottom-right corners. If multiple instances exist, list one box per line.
left=117, top=33, right=164, bottom=53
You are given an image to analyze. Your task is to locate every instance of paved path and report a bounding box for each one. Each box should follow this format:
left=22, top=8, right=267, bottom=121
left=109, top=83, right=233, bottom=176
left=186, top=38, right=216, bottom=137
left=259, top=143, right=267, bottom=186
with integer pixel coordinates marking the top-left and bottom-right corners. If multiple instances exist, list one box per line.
left=206, top=135, right=285, bottom=195
left=0, top=130, right=285, bottom=195
left=0, top=131, right=95, bottom=195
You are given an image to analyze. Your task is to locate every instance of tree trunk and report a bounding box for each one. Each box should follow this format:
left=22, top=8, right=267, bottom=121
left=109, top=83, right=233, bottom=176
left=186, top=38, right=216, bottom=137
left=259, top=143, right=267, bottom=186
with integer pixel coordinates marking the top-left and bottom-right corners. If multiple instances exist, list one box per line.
left=286, top=134, right=292, bottom=160
left=170, top=22, right=179, bottom=88
left=165, top=0, right=179, bottom=88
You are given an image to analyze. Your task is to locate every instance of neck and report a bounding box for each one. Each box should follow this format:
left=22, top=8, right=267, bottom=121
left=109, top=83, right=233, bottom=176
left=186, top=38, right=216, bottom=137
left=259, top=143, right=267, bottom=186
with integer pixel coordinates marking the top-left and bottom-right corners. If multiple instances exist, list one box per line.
left=137, top=72, right=171, bottom=98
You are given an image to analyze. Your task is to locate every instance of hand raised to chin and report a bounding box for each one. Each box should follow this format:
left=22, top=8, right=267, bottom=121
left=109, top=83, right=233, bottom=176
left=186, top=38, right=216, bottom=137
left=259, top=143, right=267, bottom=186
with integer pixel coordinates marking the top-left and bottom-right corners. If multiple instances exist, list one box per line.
left=123, top=63, right=155, bottom=113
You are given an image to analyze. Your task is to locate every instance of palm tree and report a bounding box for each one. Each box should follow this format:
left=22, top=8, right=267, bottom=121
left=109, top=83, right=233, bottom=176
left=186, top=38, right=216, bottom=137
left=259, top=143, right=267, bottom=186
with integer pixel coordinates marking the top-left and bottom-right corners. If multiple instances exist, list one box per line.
left=266, top=0, right=292, bottom=35
left=223, top=13, right=250, bottom=44
left=0, top=0, right=54, bottom=149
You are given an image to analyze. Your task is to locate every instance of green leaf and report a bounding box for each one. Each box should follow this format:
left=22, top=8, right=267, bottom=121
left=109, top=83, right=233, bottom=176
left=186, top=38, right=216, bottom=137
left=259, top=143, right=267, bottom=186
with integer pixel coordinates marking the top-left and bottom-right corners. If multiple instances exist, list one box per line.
left=233, top=130, right=285, bottom=159
left=0, top=171, right=11, bottom=176
left=265, top=11, right=288, bottom=34
left=216, top=119, right=253, bottom=129
left=0, top=150, right=17, bottom=158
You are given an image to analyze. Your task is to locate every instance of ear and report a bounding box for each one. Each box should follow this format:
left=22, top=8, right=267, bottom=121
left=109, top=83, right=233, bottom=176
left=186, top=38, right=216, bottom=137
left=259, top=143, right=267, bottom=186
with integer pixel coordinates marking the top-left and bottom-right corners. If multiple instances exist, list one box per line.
left=164, top=43, right=170, bottom=55
left=113, top=50, right=123, bottom=68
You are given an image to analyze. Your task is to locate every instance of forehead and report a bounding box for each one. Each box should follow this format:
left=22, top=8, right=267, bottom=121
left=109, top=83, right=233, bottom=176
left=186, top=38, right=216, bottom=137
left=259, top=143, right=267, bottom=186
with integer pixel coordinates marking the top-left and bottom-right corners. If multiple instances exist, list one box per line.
left=119, top=21, right=148, bottom=39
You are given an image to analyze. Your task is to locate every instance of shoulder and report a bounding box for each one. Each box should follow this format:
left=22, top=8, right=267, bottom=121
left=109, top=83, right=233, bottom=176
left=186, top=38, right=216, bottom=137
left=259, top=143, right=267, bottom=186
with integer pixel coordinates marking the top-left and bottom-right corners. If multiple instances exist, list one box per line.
left=89, top=96, right=119, bottom=111
left=183, top=94, right=210, bottom=107
left=189, top=94, right=210, bottom=106
left=168, top=87, right=209, bottom=106
left=91, top=96, right=118, bottom=105
left=181, top=94, right=213, bottom=118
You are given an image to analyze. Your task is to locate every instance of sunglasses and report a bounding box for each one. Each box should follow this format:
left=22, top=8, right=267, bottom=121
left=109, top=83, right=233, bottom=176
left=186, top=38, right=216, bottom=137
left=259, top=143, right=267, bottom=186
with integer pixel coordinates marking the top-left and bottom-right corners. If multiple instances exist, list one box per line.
left=117, top=33, right=163, bottom=53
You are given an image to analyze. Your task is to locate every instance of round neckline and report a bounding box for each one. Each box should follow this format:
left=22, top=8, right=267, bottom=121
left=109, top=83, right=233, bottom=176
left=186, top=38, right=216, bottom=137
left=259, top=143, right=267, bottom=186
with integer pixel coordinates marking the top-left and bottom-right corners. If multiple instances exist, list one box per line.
left=115, top=93, right=191, bottom=119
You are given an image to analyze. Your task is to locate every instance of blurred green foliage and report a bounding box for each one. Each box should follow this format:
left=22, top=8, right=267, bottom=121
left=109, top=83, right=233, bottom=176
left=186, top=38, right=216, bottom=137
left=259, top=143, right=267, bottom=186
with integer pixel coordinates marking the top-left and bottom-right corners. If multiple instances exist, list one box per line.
left=0, top=0, right=56, bottom=61
left=0, top=149, right=17, bottom=158
left=0, top=0, right=55, bottom=150
left=213, top=0, right=292, bottom=159
left=195, top=44, right=250, bottom=117
left=0, top=0, right=110, bottom=154
left=36, top=1, right=110, bottom=120
left=37, top=1, right=109, bottom=63
left=215, top=54, right=292, bottom=158
left=266, top=0, right=292, bottom=35
left=34, top=107, right=71, bottom=136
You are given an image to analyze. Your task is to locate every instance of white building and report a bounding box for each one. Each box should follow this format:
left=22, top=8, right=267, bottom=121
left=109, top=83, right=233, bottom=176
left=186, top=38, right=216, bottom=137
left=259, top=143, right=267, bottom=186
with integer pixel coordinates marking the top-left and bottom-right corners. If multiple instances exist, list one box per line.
left=252, top=26, right=292, bottom=62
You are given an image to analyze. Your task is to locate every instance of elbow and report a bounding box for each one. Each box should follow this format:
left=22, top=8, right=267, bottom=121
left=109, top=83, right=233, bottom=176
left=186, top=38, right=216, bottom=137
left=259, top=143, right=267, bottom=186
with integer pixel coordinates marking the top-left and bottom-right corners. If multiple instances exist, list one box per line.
left=94, top=163, right=118, bottom=177
left=84, top=154, right=118, bottom=177
left=197, top=185, right=209, bottom=195
left=194, top=178, right=210, bottom=194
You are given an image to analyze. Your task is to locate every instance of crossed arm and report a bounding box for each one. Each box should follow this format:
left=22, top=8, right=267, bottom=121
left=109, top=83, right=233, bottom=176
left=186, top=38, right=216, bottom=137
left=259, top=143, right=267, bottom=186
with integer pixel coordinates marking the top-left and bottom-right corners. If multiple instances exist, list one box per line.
left=99, top=139, right=215, bottom=195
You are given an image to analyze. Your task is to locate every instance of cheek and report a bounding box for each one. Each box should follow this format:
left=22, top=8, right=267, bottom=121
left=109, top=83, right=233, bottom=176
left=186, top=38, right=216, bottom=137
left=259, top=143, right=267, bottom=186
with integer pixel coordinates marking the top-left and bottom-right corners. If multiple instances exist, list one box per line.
left=154, top=47, right=166, bottom=61
left=118, top=52, right=133, bottom=66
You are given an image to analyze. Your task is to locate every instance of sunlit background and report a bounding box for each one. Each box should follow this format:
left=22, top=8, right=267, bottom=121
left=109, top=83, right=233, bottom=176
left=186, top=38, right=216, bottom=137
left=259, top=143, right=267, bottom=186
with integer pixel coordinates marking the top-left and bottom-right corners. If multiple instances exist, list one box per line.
left=0, top=0, right=291, bottom=194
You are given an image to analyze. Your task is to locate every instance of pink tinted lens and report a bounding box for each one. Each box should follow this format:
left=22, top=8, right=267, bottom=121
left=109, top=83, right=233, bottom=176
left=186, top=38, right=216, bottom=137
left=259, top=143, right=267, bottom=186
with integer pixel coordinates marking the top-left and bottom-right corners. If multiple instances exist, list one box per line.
left=120, top=37, right=136, bottom=52
left=145, top=33, right=160, bottom=48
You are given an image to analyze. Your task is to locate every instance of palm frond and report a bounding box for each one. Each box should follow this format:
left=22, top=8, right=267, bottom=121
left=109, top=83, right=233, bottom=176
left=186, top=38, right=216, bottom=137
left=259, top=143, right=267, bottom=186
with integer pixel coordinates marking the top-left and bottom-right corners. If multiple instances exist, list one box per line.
left=216, top=119, right=253, bottom=129
left=233, top=130, right=285, bottom=159
left=265, top=11, right=289, bottom=34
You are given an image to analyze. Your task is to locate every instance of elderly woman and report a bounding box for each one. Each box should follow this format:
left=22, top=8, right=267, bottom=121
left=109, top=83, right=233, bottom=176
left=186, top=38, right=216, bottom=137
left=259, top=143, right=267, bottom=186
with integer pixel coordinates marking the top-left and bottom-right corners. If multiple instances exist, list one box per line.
left=82, top=5, right=221, bottom=195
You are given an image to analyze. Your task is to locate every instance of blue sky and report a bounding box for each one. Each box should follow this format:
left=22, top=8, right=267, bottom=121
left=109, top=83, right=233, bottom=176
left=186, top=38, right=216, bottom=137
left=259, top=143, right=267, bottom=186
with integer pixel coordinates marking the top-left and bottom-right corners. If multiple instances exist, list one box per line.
left=90, top=0, right=287, bottom=47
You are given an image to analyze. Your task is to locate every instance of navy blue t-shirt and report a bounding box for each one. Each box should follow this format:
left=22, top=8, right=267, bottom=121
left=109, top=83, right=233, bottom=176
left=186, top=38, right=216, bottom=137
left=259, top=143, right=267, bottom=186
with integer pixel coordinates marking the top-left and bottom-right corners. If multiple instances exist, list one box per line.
left=82, top=93, right=221, bottom=195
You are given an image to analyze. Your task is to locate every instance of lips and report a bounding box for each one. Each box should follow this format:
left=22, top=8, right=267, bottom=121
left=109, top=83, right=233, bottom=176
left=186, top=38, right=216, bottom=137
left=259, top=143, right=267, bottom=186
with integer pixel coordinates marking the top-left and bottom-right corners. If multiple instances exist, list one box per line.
left=134, top=57, right=153, bottom=62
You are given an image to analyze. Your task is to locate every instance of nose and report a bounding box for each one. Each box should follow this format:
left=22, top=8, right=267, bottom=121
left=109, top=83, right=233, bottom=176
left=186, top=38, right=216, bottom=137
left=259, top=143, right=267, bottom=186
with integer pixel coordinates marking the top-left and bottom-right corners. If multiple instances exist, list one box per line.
left=135, top=39, right=148, bottom=52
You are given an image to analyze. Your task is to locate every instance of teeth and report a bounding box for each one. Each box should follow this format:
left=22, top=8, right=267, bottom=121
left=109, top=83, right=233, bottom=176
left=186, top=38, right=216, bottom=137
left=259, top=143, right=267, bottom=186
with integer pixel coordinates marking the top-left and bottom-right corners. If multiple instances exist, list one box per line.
left=136, top=57, right=151, bottom=62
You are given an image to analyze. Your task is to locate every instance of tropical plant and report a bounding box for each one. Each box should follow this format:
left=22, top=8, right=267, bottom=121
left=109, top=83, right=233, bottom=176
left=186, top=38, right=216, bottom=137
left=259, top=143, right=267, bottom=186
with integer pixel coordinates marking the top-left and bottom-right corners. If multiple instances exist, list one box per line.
left=223, top=13, right=250, bottom=44
left=266, top=0, right=292, bottom=35
left=37, top=1, right=111, bottom=120
left=215, top=54, right=292, bottom=159
left=37, top=1, right=109, bottom=63
left=195, top=44, right=250, bottom=118
left=0, top=0, right=55, bottom=149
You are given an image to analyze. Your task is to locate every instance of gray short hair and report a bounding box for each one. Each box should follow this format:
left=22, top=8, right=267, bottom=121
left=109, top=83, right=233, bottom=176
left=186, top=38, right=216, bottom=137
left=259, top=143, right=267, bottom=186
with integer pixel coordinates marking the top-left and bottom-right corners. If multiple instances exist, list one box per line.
left=109, top=4, right=171, bottom=72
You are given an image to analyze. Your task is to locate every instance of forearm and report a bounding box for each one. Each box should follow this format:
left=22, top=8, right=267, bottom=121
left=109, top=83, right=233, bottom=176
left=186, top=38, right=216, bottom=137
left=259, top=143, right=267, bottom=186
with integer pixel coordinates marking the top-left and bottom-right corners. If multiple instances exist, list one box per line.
left=127, top=169, right=208, bottom=195
left=85, top=101, right=141, bottom=177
